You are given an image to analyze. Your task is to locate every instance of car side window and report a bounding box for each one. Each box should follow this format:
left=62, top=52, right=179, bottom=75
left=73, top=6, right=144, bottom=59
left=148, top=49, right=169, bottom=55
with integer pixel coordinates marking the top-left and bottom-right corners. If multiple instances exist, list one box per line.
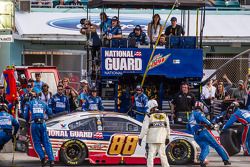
left=68, top=118, right=97, bottom=131
left=102, top=117, right=141, bottom=132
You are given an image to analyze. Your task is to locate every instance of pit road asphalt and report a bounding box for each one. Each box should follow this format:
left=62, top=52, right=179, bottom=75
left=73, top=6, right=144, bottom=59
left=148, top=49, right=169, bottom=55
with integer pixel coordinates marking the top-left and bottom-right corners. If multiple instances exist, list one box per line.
left=0, top=151, right=250, bottom=167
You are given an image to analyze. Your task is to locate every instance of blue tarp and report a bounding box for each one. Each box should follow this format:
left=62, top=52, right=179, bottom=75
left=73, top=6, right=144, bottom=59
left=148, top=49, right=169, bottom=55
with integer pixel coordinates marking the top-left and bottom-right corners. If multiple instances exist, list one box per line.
left=101, top=48, right=203, bottom=78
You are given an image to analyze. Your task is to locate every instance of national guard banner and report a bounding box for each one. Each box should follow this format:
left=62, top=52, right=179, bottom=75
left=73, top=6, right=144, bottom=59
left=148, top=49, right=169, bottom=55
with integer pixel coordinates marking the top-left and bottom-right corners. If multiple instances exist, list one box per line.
left=101, top=48, right=203, bottom=78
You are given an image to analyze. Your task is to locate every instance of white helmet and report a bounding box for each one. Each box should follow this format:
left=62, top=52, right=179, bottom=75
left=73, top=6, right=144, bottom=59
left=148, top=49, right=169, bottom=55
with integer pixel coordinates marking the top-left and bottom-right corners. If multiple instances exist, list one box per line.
left=147, top=99, right=158, bottom=113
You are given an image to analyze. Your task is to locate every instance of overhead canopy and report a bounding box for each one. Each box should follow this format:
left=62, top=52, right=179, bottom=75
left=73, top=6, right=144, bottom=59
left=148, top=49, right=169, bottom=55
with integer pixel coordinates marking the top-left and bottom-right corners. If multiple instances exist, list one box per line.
left=88, top=0, right=206, bottom=9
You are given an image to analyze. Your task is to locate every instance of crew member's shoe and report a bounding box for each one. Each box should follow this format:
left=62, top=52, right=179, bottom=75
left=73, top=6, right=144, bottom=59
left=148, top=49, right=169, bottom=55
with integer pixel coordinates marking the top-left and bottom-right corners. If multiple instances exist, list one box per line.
left=0, top=144, right=3, bottom=151
left=41, top=158, right=46, bottom=167
left=49, top=161, right=55, bottom=167
left=200, top=161, right=206, bottom=167
left=243, top=151, right=250, bottom=156
left=224, top=160, right=231, bottom=165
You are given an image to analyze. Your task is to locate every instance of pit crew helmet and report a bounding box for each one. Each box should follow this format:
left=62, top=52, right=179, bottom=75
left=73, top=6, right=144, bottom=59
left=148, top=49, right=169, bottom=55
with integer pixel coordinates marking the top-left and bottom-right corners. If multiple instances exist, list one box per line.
left=147, top=99, right=158, bottom=113
left=16, top=81, right=21, bottom=87
left=227, top=101, right=239, bottom=114
left=90, top=87, right=98, bottom=93
left=194, top=101, right=205, bottom=112
left=0, top=103, right=8, bottom=112
left=136, top=85, right=143, bottom=91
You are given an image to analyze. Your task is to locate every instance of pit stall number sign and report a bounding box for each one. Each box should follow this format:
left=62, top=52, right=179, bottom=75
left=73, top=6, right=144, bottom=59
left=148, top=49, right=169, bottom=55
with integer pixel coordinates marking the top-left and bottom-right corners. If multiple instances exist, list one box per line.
left=107, top=134, right=139, bottom=155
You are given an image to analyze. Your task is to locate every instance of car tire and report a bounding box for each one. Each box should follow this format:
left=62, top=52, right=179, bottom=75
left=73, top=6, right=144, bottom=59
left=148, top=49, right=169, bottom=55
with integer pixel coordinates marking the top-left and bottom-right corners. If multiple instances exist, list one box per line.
left=166, top=139, right=194, bottom=165
left=60, top=139, right=88, bottom=166
left=220, top=129, right=241, bottom=156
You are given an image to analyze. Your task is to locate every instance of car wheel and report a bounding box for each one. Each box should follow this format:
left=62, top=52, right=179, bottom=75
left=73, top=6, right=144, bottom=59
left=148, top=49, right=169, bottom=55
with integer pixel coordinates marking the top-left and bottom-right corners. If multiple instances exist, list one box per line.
left=220, top=128, right=241, bottom=156
left=166, top=139, right=194, bottom=165
left=60, top=139, right=88, bottom=166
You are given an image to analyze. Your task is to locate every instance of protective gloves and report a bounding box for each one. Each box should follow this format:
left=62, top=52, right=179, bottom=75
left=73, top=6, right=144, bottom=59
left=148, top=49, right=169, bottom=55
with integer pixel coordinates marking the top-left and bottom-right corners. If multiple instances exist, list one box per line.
left=165, top=138, right=170, bottom=145
left=138, top=138, right=142, bottom=146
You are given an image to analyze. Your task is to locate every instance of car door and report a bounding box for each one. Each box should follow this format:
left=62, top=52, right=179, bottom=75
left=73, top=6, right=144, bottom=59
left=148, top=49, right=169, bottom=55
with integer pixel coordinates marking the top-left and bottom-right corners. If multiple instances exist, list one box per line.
left=101, top=116, right=145, bottom=157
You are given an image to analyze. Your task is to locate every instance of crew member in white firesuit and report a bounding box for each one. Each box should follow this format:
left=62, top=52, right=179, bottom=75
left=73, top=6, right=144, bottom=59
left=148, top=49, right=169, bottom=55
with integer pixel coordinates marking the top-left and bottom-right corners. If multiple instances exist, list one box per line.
left=138, top=99, right=170, bottom=167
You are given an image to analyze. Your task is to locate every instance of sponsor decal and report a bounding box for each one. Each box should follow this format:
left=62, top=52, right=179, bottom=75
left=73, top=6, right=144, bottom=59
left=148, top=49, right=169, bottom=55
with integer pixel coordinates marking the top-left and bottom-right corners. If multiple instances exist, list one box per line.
left=173, top=59, right=180, bottom=64
left=149, top=53, right=171, bottom=70
left=0, top=35, right=13, bottom=42
left=107, top=134, right=139, bottom=156
left=48, top=130, right=93, bottom=138
left=104, top=50, right=142, bottom=74
left=93, top=132, right=104, bottom=139
left=48, top=130, right=68, bottom=137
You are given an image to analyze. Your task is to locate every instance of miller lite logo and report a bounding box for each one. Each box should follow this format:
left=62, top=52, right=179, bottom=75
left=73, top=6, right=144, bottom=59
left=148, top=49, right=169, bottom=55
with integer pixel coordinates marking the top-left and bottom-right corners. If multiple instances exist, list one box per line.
left=149, top=53, right=171, bottom=70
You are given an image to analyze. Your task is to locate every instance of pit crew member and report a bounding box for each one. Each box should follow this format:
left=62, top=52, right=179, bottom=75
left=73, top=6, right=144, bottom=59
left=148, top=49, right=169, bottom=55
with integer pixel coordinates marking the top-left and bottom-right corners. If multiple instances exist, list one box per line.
left=49, top=84, right=70, bottom=115
left=222, top=102, right=250, bottom=156
left=139, top=99, right=170, bottom=167
left=0, top=103, right=19, bottom=151
left=134, top=85, right=148, bottom=122
left=24, top=92, right=54, bottom=167
left=187, top=101, right=230, bottom=167
left=82, top=87, right=104, bottom=111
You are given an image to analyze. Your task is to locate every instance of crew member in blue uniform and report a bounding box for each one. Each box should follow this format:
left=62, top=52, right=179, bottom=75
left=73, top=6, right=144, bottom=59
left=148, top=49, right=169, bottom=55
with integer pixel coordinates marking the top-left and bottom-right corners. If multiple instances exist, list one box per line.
left=105, top=16, right=122, bottom=40
left=20, top=82, right=34, bottom=117
left=49, top=84, right=70, bottom=115
left=187, top=101, right=230, bottom=167
left=222, top=102, right=250, bottom=156
left=24, top=92, right=54, bottom=167
left=34, top=72, right=45, bottom=93
left=0, top=103, right=19, bottom=151
left=82, top=87, right=104, bottom=111
left=134, top=85, right=148, bottom=122
left=128, top=25, right=148, bottom=47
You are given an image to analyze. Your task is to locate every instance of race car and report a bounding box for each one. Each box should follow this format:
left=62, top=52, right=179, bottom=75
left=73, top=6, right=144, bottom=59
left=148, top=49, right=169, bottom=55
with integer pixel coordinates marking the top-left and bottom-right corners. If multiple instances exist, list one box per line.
left=26, top=111, right=200, bottom=165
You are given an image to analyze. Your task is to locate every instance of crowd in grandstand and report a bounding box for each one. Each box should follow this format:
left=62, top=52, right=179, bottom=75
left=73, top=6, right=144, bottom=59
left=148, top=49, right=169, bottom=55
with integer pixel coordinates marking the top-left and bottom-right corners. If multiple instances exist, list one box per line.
left=80, top=12, right=185, bottom=50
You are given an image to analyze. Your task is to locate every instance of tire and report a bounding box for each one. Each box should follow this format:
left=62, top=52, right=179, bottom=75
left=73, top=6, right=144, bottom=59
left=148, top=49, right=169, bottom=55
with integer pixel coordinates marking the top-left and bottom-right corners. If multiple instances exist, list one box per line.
left=220, top=129, right=241, bottom=156
left=60, top=139, right=88, bottom=166
left=166, top=139, right=194, bottom=165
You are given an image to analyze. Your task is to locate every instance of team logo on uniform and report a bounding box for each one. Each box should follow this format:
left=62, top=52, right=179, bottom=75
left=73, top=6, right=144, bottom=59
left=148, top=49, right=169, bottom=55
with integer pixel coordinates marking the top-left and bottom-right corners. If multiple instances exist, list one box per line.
left=153, top=114, right=165, bottom=120
left=149, top=53, right=171, bottom=70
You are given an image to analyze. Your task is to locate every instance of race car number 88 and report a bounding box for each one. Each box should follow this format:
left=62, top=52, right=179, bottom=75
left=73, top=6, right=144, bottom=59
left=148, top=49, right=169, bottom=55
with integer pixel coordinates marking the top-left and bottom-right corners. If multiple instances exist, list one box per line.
left=108, top=135, right=139, bottom=155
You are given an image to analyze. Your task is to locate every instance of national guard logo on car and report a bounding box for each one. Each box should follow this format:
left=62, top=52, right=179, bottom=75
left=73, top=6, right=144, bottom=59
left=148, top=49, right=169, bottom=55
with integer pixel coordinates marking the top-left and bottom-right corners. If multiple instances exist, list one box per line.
left=153, top=114, right=165, bottom=120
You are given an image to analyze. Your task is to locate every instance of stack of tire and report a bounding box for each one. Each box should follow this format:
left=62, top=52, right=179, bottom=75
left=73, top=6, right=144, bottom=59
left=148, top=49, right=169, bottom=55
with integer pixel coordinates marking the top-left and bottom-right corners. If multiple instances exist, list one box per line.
left=220, top=128, right=242, bottom=156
